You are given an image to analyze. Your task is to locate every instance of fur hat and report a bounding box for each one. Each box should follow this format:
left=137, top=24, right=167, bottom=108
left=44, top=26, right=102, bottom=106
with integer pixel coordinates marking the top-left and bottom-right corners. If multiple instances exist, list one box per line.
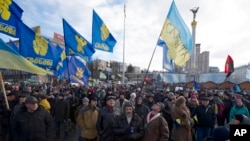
left=175, top=96, right=186, bottom=107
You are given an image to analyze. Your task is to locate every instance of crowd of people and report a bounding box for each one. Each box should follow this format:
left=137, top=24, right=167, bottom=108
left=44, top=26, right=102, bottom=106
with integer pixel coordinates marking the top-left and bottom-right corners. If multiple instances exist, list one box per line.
left=0, top=83, right=250, bottom=141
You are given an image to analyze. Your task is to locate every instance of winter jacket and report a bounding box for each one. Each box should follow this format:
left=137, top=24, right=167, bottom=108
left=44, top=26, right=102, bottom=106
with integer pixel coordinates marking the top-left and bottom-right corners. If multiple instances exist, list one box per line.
left=134, top=104, right=150, bottom=119
left=194, top=104, right=216, bottom=128
left=113, top=113, right=144, bottom=141
left=229, top=105, right=249, bottom=122
left=141, top=112, right=169, bottom=141
left=12, top=106, right=54, bottom=141
left=171, top=105, right=193, bottom=141
left=77, top=106, right=99, bottom=139
left=97, top=106, right=120, bottom=141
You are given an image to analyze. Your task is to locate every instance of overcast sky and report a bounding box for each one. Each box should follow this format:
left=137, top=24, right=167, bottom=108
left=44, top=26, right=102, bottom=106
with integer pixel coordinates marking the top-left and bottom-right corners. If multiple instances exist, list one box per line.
left=2, top=0, right=250, bottom=72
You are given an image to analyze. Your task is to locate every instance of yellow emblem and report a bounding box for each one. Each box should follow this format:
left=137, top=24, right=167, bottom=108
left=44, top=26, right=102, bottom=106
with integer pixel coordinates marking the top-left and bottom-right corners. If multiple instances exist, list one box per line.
left=0, top=0, right=12, bottom=20
left=33, top=33, right=48, bottom=56
left=76, top=67, right=84, bottom=79
left=75, top=35, right=86, bottom=54
left=100, top=24, right=109, bottom=41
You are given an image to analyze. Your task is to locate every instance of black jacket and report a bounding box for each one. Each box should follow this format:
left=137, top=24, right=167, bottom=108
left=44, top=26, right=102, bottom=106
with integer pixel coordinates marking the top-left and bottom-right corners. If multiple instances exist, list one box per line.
left=97, top=106, right=120, bottom=141
left=113, top=113, right=144, bottom=141
left=12, top=106, right=54, bottom=141
left=194, top=104, right=216, bottom=128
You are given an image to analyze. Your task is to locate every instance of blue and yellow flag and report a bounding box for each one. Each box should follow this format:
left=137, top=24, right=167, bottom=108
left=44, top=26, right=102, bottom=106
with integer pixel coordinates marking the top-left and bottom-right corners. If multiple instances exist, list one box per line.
left=64, top=56, right=91, bottom=85
left=55, top=45, right=68, bottom=77
left=0, top=38, right=49, bottom=75
left=0, top=0, right=23, bottom=37
left=19, top=23, right=62, bottom=75
left=158, top=1, right=193, bottom=67
left=92, top=10, right=117, bottom=53
left=63, top=19, right=95, bottom=61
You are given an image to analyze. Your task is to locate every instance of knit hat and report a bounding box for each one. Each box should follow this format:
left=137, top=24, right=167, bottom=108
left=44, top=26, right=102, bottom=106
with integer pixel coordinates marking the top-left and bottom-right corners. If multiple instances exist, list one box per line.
left=130, top=92, right=136, bottom=98
left=213, top=126, right=230, bottom=141
left=82, top=97, right=89, bottom=102
left=175, top=96, right=186, bottom=107
left=25, top=96, right=38, bottom=104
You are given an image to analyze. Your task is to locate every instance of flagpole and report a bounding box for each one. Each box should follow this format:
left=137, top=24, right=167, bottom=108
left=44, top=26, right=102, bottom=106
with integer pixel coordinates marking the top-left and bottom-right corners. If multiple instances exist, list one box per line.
left=122, top=4, right=126, bottom=85
left=141, top=43, right=159, bottom=89
left=0, top=71, right=10, bottom=110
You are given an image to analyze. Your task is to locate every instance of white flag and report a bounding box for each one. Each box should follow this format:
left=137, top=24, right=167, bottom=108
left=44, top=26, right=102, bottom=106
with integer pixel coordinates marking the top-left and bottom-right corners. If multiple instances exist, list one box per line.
left=246, top=68, right=250, bottom=80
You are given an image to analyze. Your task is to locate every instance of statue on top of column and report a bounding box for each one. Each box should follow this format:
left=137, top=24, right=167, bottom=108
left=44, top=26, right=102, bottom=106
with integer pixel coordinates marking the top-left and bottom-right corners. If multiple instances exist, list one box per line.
left=190, top=7, right=199, bottom=20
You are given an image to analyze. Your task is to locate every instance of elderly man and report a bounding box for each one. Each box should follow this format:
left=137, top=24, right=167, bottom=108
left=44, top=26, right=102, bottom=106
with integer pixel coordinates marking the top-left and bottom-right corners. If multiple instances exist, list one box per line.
left=12, top=96, right=54, bottom=141
left=141, top=102, right=169, bottom=141
left=97, top=95, right=120, bottom=141
left=114, top=102, right=144, bottom=141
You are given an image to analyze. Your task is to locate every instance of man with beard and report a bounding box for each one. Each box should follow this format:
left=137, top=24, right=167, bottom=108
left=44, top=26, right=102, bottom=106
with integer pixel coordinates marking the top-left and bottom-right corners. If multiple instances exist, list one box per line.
left=141, top=102, right=169, bottom=141
left=97, top=95, right=120, bottom=141
left=113, top=102, right=144, bottom=141
left=77, top=96, right=99, bottom=141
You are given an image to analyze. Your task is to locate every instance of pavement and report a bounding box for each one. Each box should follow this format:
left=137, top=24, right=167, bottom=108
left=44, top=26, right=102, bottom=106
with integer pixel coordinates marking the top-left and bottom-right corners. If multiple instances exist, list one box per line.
left=53, top=126, right=79, bottom=141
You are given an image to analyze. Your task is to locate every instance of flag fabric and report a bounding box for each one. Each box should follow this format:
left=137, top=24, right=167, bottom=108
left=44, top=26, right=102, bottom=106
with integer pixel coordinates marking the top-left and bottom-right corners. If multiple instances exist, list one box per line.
left=159, top=39, right=175, bottom=72
left=63, top=19, right=95, bottom=62
left=19, top=23, right=62, bottom=75
left=9, top=39, right=19, bottom=52
left=193, top=80, right=199, bottom=91
left=224, top=55, right=234, bottom=77
left=144, top=76, right=151, bottom=84
left=0, top=38, right=50, bottom=75
left=92, top=10, right=117, bottom=52
left=233, top=84, right=241, bottom=93
left=64, top=56, right=91, bottom=85
left=246, top=68, right=250, bottom=80
left=99, top=71, right=107, bottom=80
left=157, top=1, right=193, bottom=67
left=0, top=0, right=23, bottom=37
left=55, top=45, right=68, bottom=77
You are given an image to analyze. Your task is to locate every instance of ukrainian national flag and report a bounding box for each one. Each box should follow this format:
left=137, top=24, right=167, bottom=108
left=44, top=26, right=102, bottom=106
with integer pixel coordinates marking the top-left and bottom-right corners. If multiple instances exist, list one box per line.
left=63, top=19, right=95, bottom=62
left=158, top=1, right=193, bottom=67
left=0, top=38, right=50, bottom=75
left=0, top=0, right=23, bottom=37
left=64, top=56, right=91, bottom=85
left=92, top=10, right=117, bottom=53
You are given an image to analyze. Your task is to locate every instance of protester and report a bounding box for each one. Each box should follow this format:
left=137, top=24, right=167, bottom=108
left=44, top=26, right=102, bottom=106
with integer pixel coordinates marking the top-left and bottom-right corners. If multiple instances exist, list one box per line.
left=113, top=102, right=144, bottom=141
left=12, top=96, right=54, bottom=141
left=229, top=98, right=249, bottom=122
left=141, top=102, right=169, bottom=141
left=77, top=96, right=99, bottom=141
left=171, top=96, right=193, bottom=141
left=97, top=95, right=120, bottom=141
left=194, top=94, right=216, bottom=141
left=52, top=94, right=69, bottom=139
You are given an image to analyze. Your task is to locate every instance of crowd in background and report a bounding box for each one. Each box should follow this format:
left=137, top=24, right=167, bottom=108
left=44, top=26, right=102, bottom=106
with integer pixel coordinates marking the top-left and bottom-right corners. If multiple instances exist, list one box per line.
left=0, top=83, right=250, bottom=141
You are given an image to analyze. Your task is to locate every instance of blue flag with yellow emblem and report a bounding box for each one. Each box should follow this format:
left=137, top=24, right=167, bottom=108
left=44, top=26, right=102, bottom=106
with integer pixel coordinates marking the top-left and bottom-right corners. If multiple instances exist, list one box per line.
left=0, top=38, right=50, bottom=75
left=64, top=56, right=91, bottom=85
left=158, top=1, right=193, bottom=67
left=0, top=0, right=23, bottom=37
left=55, top=45, right=68, bottom=77
left=92, top=10, right=117, bottom=53
left=19, top=23, right=63, bottom=75
left=63, top=19, right=95, bottom=62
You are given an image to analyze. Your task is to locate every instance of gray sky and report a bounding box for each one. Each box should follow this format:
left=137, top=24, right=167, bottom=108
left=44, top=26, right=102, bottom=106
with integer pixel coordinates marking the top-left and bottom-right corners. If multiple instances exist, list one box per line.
left=2, top=0, right=250, bottom=72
